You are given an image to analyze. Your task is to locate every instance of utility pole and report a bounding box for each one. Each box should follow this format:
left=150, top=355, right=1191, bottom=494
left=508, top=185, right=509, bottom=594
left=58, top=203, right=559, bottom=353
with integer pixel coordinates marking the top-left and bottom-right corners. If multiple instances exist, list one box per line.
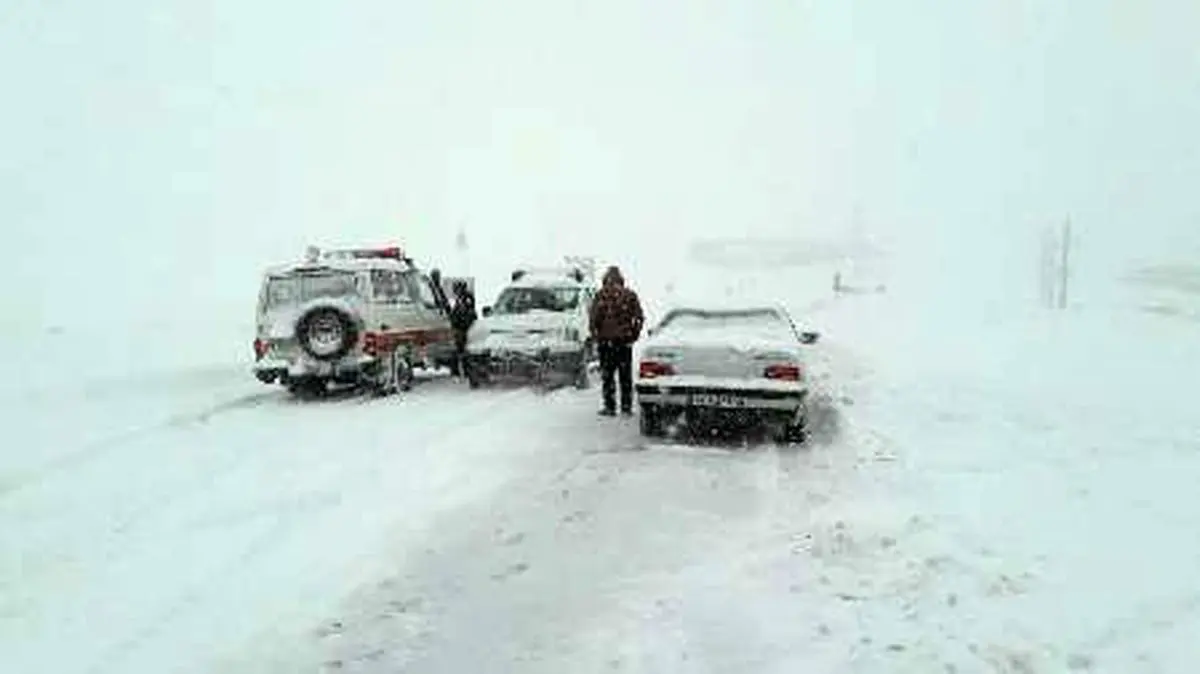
left=1039, top=225, right=1054, bottom=308
left=1058, top=217, right=1071, bottom=309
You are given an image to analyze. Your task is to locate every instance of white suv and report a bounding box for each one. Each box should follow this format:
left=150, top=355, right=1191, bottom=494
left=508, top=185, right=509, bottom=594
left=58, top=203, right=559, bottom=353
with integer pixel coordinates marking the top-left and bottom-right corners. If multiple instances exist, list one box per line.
left=253, top=245, right=462, bottom=397
left=465, top=263, right=597, bottom=389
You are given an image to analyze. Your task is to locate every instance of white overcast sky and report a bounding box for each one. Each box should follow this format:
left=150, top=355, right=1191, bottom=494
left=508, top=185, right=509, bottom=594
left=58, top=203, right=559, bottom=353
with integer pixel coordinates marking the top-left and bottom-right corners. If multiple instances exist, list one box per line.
left=2, top=0, right=1199, bottom=328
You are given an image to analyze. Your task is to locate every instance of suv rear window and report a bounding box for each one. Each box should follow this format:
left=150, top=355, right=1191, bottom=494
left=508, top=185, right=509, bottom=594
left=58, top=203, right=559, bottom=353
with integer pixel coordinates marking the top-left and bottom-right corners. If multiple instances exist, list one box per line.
left=265, top=271, right=359, bottom=308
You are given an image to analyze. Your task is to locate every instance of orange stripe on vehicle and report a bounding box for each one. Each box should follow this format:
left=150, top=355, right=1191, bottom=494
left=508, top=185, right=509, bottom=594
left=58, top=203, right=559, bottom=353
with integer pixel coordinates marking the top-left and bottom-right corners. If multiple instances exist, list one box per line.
left=370, top=328, right=454, bottom=350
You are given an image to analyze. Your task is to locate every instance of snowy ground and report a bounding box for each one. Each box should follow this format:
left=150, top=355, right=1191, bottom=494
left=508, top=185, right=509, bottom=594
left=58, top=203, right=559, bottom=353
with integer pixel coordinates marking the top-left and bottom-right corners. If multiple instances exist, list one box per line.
left=4, top=243, right=1199, bottom=673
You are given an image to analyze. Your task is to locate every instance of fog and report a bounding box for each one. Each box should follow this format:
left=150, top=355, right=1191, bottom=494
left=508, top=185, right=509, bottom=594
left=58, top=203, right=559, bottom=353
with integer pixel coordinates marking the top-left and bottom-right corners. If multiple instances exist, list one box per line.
left=3, top=0, right=1199, bottom=340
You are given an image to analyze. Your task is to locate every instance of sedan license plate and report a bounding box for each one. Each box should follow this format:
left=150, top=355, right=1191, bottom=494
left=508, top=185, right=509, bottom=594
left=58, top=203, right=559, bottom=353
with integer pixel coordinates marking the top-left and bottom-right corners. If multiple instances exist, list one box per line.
left=691, top=392, right=750, bottom=408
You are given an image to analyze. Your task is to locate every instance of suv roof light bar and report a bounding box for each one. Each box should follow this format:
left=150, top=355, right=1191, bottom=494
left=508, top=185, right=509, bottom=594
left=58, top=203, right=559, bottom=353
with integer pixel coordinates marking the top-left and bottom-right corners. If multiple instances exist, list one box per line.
left=306, top=245, right=413, bottom=265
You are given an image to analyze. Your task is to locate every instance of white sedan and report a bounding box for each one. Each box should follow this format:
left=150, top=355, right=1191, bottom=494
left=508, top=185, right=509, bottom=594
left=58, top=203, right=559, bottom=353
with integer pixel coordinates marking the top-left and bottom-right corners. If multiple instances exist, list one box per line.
left=634, top=304, right=820, bottom=443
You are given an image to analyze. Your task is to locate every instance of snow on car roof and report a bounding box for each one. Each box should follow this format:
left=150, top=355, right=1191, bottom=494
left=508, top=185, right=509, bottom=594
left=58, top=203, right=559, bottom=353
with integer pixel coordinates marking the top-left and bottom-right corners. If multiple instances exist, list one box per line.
left=648, top=304, right=802, bottom=343
left=658, top=302, right=791, bottom=318
left=265, top=256, right=415, bottom=277
left=647, top=307, right=802, bottom=352
left=507, top=274, right=590, bottom=289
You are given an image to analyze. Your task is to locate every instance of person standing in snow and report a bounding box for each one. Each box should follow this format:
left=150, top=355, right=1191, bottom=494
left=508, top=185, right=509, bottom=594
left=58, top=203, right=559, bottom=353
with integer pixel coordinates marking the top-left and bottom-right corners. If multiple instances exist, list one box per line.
left=448, top=280, right=477, bottom=378
left=589, top=265, right=645, bottom=416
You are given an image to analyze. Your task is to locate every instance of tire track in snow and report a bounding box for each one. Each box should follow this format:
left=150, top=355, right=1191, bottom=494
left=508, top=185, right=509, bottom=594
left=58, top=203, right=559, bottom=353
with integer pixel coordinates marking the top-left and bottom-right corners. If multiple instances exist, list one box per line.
left=0, top=373, right=451, bottom=502
left=89, top=378, right=480, bottom=540
left=77, top=382, right=548, bottom=674
left=229, top=295, right=872, bottom=672
left=39, top=379, right=522, bottom=587
left=1069, top=593, right=1200, bottom=670
left=289, top=410, right=859, bottom=672
left=0, top=389, right=281, bottom=501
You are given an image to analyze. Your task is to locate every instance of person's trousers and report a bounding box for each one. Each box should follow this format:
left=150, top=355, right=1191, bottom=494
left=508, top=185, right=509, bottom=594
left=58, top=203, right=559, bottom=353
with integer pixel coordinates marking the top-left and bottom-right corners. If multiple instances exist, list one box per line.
left=597, top=340, right=633, bottom=412
left=451, top=330, right=469, bottom=376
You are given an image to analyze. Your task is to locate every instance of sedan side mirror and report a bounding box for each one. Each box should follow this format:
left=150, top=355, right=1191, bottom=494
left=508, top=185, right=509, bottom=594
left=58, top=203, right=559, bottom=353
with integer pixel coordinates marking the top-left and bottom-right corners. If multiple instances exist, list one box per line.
left=800, top=331, right=819, bottom=344
left=482, top=306, right=493, bottom=317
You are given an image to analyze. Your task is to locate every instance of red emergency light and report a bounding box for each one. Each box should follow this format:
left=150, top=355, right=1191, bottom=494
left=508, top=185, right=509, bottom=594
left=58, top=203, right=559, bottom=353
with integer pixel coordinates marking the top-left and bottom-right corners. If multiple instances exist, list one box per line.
left=348, top=246, right=403, bottom=259
left=323, top=245, right=406, bottom=261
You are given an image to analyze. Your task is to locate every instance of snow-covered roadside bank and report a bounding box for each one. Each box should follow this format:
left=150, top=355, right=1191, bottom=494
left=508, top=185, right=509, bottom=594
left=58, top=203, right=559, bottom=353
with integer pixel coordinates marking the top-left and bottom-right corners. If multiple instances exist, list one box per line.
left=1, top=360, right=265, bottom=494
left=689, top=291, right=1200, bottom=673
left=1, top=312, right=258, bottom=478
left=586, top=289, right=1200, bottom=673
left=2, top=313, right=253, bottom=402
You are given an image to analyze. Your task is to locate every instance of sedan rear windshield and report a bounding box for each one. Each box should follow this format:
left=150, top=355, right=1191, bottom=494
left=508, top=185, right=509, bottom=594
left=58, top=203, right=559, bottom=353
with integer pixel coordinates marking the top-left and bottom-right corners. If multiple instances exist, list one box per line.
left=265, top=271, right=359, bottom=308
left=658, top=309, right=789, bottom=334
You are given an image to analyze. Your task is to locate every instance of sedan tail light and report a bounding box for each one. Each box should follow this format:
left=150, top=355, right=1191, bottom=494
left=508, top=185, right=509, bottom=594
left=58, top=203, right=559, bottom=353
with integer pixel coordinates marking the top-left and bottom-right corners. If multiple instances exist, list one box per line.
left=639, top=360, right=675, bottom=378
left=764, top=363, right=803, bottom=381
left=254, top=338, right=268, bottom=360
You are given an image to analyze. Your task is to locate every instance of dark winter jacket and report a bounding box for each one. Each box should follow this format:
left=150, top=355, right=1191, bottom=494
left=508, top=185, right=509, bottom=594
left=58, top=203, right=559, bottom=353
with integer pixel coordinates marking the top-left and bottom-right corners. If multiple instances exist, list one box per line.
left=589, top=266, right=644, bottom=344
left=449, top=292, right=477, bottom=332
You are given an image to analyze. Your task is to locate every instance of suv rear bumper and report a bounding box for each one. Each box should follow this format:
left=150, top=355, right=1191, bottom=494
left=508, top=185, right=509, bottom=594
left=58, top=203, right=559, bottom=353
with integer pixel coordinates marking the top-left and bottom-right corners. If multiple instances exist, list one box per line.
left=254, top=354, right=378, bottom=382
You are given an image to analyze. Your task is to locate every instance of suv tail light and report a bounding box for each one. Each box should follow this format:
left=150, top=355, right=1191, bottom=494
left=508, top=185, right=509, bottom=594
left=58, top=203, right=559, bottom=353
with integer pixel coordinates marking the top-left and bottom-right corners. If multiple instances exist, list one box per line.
left=362, top=332, right=380, bottom=356
left=764, top=363, right=802, bottom=381
left=639, top=360, right=675, bottom=379
left=254, top=338, right=268, bottom=360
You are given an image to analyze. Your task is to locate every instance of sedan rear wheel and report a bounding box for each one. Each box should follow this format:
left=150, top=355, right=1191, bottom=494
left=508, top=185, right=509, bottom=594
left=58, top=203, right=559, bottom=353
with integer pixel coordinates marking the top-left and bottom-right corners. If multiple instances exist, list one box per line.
left=639, top=403, right=666, bottom=438
left=769, top=413, right=808, bottom=445
left=288, top=376, right=327, bottom=400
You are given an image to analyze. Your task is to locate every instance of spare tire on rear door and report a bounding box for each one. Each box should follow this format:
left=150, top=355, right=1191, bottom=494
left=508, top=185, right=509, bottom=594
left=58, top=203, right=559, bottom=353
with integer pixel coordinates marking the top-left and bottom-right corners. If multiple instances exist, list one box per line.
left=295, top=306, right=358, bottom=361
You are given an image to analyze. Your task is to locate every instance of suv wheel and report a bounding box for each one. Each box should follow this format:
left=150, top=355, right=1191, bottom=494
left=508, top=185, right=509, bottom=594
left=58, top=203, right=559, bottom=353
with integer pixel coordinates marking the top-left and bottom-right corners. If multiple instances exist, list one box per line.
left=288, top=376, right=327, bottom=400
left=392, top=350, right=415, bottom=392
left=371, top=349, right=415, bottom=396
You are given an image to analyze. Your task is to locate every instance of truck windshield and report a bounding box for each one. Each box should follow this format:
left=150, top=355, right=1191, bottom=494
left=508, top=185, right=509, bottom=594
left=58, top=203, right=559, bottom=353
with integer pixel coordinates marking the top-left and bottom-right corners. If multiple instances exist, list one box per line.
left=265, top=271, right=359, bottom=308
left=492, top=286, right=580, bottom=314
